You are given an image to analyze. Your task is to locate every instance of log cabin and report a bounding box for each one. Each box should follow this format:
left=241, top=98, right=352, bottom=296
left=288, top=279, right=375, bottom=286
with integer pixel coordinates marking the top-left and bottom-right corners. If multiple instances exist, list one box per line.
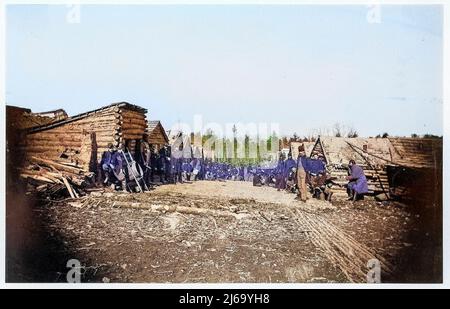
left=145, top=120, right=169, bottom=151
left=23, top=102, right=148, bottom=172
left=7, top=105, right=70, bottom=178
left=387, top=137, right=442, bottom=204
left=302, top=136, right=442, bottom=199
left=299, top=136, right=394, bottom=196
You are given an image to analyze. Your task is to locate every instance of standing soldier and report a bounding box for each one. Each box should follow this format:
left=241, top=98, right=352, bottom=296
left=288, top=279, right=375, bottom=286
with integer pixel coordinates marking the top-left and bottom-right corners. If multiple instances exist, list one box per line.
left=275, top=153, right=286, bottom=191
left=295, top=144, right=308, bottom=202
left=148, top=146, right=157, bottom=183
left=158, top=147, right=167, bottom=183
left=284, top=153, right=296, bottom=191
left=164, top=146, right=172, bottom=184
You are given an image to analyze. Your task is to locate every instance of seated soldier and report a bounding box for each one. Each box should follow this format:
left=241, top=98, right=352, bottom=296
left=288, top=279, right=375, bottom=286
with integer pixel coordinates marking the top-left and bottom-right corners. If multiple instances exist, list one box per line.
left=253, top=172, right=263, bottom=187
left=100, top=143, right=125, bottom=190
left=310, top=171, right=337, bottom=201
left=346, top=160, right=369, bottom=201
left=100, top=143, right=116, bottom=186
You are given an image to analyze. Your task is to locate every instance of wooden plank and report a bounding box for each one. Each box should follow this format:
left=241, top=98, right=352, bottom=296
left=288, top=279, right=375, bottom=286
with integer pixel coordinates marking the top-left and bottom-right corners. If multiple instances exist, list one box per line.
left=62, top=177, right=76, bottom=198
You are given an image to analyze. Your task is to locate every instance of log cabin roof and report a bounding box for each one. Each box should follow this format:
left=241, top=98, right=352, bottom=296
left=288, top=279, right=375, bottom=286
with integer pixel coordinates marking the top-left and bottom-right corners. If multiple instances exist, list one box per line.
left=388, top=137, right=442, bottom=169
left=27, top=102, right=147, bottom=134
left=7, top=105, right=65, bottom=130
left=31, top=109, right=68, bottom=121
left=309, top=136, right=442, bottom=169
left=147, top=120, right=169, bottom=144
left=307, top=136, right=394, bottom=168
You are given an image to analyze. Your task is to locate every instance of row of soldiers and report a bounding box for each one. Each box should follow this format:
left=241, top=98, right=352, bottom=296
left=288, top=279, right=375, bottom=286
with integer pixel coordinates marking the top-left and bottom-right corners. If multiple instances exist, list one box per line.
left=99, top=141, right=281, bottom=190
left=99, top=142, right=256, bottom=190
left=99, top=142, right=368, bottom=201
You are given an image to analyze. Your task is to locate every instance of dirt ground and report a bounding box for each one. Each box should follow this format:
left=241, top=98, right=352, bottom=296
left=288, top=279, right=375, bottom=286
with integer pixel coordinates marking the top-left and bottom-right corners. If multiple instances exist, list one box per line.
left=6, top=181, right=442, bottom=283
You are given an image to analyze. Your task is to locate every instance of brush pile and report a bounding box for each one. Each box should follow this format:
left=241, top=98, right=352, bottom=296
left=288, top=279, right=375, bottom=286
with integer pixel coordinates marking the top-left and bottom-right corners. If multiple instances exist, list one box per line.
left=19, top=156, right=95, bottom=199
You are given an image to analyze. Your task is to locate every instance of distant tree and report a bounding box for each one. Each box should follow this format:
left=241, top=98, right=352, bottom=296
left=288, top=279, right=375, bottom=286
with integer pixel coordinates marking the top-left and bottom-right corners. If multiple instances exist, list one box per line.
left=375, top=134, right=381, bottom=138
left=347, top=128, right=358, bottom=138
left=232, top=124, right=238, bottom=159
left=282, top=136, right=289, bottom=148
left=292, top=133, right=299, bottom=141
left=423, top=134, right=442, bottom=139
left=333, top=123, right=342, bottom=137
left=382, top=133, right=389, bottom=138
left=411, top=133, right=418, bottom=138
left=202, top=129, right=216, bottom=151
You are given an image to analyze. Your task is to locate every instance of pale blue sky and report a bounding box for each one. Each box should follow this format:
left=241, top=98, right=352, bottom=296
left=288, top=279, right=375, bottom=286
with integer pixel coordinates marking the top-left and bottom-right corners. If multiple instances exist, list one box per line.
left=6, top=5, right=443, bottom=137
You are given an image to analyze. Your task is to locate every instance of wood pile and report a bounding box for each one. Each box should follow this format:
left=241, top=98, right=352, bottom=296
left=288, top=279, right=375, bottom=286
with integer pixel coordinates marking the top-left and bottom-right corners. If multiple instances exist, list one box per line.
left=19, top=156, right=95, bottom=199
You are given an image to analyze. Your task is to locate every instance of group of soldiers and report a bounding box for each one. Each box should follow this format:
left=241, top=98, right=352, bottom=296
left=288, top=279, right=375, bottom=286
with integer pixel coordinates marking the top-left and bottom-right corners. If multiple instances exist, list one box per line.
left=98, top=142, right=253, bottom=191
left=99, top=142, right=368, bottom=201
left=270, top=145, right=330, bottom=201
left=252, top=144, right=369, bottom=202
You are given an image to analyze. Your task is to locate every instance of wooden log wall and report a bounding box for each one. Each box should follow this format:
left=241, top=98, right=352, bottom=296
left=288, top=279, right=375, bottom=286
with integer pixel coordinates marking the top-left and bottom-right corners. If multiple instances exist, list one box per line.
left=328, top=165, right=390, bottom=195
left=118, top=108, right=148, bottom=148
left=147, top=129, right=168, bottom=147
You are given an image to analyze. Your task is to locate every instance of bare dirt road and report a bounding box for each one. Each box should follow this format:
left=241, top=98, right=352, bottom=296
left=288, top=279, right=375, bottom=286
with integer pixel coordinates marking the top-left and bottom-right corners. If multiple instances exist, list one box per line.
left=6, top=181, right=441, bottom=283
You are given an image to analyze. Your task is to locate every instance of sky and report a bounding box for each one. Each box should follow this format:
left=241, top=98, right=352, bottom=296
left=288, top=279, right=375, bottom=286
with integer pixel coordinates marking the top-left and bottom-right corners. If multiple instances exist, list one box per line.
left=5, top=4, right=443, bottom=137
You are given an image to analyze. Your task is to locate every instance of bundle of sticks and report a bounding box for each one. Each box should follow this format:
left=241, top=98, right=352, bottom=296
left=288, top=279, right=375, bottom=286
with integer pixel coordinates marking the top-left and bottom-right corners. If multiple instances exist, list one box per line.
left=20, top=156, right=94, bottom=199
left=290, top=209, right=394, bottom=283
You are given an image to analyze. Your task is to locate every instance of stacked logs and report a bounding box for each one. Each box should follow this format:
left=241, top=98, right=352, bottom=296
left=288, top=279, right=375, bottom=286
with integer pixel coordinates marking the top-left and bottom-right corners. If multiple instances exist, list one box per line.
left=20, top=156, right=95, bottom=199
left=328, top=165, right=389, bottom=195
left=117, top=107, right=148, bottom=149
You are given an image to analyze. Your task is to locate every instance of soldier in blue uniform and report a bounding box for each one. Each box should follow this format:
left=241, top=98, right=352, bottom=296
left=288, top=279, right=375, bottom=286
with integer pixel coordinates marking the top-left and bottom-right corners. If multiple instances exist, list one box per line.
left=100, top=143, right=125, bottom=190
left=157, top=147, right=167, bottom=183
left=150, top=147, right=158, bottom=182
left=163, top=146, right=172, bottom=183
left=100, top=143, right=116, bottom=186
left=275, top=153, right=286, bottom=191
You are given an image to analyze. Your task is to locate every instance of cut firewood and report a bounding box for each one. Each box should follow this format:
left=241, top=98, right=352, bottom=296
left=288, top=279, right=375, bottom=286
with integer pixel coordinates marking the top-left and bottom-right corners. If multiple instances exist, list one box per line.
left=29, top=156, right=84, bottom=174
